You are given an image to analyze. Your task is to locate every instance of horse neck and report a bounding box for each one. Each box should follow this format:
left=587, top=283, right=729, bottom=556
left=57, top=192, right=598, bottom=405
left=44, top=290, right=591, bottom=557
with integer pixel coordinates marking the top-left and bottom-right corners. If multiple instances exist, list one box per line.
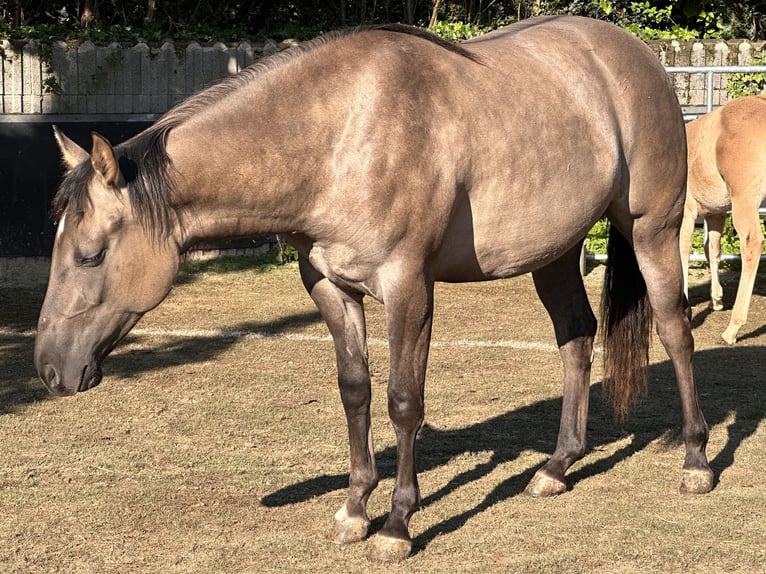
left=165, top=87, right=329, bottom=251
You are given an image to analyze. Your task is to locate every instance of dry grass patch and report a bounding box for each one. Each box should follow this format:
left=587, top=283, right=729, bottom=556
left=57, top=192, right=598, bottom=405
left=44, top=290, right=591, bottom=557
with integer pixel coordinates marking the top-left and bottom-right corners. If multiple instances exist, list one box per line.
left=1, top=260, right=765, bottom=572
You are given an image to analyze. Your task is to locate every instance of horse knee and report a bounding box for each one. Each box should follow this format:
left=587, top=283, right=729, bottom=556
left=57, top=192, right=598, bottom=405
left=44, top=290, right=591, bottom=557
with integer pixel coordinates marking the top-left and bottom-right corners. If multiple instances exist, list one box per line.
left=742, top=233, right=764, bottom=263
left=387, top=392, right=424, bottom=433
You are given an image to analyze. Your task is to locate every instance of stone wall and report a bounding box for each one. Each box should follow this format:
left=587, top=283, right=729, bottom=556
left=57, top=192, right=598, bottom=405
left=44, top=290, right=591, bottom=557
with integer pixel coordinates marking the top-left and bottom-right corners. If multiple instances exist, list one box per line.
left=0, top=38, right=290, bottom=115
left=1, top=37, right=764, bottom=116
left=646, top=38, right=766, bottom=107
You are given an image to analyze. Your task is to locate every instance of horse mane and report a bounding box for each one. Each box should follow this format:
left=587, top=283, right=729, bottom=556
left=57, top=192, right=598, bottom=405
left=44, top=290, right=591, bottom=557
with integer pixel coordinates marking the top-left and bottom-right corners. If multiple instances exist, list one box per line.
left=53, top=25, right=476, bottom=238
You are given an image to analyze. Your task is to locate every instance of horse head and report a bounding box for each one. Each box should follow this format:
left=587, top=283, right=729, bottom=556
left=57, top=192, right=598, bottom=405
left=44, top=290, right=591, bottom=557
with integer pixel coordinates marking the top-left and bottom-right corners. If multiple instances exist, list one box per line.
left=34, top=127, right=180, bottom=396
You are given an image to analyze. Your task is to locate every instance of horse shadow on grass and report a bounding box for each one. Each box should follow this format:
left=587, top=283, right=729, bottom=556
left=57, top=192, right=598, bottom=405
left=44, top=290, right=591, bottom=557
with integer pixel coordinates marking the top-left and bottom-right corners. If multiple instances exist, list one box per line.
left=0, top=309, right=323, bottom=415
left=0, top=283, right=53, bottom=414
left=0, top=335, right=51, bottom=414
left=260, top=346, right=766, bottom=555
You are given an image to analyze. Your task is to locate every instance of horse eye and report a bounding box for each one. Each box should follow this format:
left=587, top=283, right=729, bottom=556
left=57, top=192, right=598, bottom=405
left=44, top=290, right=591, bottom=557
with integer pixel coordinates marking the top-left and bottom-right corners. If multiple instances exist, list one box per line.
left=79, top=248, right=106, bottom=267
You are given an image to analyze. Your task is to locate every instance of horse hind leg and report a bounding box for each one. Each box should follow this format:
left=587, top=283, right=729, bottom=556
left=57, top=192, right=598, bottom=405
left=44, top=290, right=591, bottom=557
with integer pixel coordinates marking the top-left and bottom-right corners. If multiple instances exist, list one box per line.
left=721, top=195, right=764, bottom=344
left=679, top=193, right=699, bottom=302
left=525, top=242, right=597, bottom=497
left=703, top=213, right=726, bottom=312
left=298, top=258, right=378, bottom=545
left=630, top=219, right=713, bottom=494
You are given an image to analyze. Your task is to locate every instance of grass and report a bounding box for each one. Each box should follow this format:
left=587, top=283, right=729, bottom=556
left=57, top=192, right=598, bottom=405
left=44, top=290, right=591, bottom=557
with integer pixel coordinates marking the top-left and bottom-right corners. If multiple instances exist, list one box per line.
left=1, top=260, right=765, bottom=572
left=586, top=218, right=766, bottom=272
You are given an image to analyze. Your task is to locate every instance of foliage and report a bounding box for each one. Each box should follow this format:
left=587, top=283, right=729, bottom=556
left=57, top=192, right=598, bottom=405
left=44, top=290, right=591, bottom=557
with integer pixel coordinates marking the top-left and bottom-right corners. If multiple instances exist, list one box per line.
left=428, top=20, right=490, bottom=42
left=178, top=240, right=298, bottom=278
left=619, top=2, right=708, bottom=40
left=587, top=216, right=766, bottom=272
left=2, top=1, right=766, bottom=42
left=274, top=236, right=299, bottom=264
left=532, top=0, right=762, bottom=39
left=585, top=218, right=610, bottom=255
left=569, top=0, right=728, bottom=39
left=728, top=53, right=766, bottom=97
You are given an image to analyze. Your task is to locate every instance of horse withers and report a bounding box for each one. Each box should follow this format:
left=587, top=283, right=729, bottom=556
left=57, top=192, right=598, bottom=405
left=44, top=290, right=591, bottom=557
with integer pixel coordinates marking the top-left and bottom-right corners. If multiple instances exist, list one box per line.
left=680, top=95, right=766, bottom=344
left=35, top=16, right=713, bottom=563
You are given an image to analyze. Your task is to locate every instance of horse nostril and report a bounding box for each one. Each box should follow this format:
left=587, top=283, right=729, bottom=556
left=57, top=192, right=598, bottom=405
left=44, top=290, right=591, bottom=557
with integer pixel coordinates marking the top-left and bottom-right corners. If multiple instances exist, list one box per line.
left=42, top=364, right=60, bottom=388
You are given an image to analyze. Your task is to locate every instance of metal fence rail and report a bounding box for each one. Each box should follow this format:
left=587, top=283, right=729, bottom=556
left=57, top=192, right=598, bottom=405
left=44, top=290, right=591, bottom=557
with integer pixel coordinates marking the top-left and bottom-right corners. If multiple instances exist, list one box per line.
left=585, top=209, right=766, bottom=267
left=665, top=65, right=766, bottom=120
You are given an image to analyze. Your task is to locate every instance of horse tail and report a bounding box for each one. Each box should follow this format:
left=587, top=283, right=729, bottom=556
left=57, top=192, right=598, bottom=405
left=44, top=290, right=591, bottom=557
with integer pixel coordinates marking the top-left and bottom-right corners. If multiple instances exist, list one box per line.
left=600, top=223, right=653, bottom=420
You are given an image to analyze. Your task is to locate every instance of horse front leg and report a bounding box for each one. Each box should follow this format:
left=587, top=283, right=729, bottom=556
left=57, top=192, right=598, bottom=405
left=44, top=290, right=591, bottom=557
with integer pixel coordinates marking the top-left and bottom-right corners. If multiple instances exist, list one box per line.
left=525, top=244, right=598, bottom=497
left=298, top=259, right=378, bottom=545
left=367, top=272, right=434, bottom=563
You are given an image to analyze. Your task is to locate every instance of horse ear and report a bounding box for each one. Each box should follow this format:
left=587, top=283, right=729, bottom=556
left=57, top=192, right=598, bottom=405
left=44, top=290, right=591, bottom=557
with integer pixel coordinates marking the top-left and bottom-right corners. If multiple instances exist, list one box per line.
left=52, top=125, right=89, bottom=171
left=90, top=132, right=120, bottom=187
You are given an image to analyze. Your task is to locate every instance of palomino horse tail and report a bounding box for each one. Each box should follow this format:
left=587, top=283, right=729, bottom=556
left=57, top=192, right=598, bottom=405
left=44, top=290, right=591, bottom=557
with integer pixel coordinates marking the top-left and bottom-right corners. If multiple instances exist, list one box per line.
left=600, top=224, right=653, bottom=420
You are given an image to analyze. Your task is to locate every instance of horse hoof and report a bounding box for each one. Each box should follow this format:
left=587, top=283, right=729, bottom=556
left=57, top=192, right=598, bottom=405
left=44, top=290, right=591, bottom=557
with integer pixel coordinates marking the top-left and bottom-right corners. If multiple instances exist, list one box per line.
left=720, top=328, right=738, bottom=345
left=680, top=468, right=714, bottom=495
left=524, top=469, right=566, bottom=498
left=367, top=533, right=412, bottom=563
left=331, top=517, right=369, bottom=544
left=711, top=300, right=723, bottom=312
left=330, top=507, right=369, bottom=544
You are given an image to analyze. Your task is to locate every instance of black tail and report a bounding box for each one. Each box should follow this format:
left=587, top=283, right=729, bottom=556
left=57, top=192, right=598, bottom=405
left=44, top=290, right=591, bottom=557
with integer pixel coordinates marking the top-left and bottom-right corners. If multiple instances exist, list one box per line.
left=600, top=224, right=653, bottom=420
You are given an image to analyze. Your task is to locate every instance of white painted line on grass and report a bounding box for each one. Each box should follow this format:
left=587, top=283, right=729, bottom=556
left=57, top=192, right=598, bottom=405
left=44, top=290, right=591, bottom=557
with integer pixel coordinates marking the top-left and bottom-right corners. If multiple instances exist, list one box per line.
left=0, top=326, right=561, bottom=353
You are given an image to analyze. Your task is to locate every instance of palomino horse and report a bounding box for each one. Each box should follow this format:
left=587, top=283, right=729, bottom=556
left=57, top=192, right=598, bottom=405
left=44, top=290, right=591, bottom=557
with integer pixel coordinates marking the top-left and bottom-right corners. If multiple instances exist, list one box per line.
left=680, top=95, right=766, bottom=344
left=35, top=16, right=712, bottom=562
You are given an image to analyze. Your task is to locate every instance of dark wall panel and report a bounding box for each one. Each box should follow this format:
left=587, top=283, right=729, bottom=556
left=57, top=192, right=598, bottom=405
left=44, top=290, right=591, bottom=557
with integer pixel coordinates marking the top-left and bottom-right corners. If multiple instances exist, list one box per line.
left=0, top=121, right=151, bottom=257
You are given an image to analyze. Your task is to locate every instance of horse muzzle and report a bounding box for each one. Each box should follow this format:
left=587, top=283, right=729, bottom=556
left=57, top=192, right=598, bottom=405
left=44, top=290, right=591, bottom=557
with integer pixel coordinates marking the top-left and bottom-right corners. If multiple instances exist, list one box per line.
left=34, top=309, right=139, bottom=396
left=36, top=358, right=103, bottom=397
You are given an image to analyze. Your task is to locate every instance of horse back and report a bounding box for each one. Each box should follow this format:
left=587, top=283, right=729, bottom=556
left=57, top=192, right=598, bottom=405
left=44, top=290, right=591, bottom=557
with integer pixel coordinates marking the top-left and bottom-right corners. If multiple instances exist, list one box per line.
left=429, top=17, right=686, bottom=280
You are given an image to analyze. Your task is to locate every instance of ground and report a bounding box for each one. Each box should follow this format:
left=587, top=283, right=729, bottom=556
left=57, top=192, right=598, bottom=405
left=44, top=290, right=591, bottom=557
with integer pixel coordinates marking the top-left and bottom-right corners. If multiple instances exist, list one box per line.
left=0, top=259, right=764, bottom=573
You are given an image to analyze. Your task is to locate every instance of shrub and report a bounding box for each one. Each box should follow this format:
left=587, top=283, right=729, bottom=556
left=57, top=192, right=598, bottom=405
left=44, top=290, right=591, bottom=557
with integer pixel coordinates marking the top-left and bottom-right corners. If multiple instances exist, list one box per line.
left=728, top=54, right=766, bottom=98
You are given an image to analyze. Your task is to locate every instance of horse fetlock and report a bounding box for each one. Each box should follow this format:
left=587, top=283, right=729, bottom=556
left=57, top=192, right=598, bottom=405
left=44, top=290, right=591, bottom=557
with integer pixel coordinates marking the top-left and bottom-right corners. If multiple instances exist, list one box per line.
left=331, top=505, right=370, bottom=544
left=721, top=323, right=741, bottom=345
left=524, top=469, right=567, bottom=498
left=367, top=533, right=413, bottom=563
left=679, top=467, right=714, bottom=495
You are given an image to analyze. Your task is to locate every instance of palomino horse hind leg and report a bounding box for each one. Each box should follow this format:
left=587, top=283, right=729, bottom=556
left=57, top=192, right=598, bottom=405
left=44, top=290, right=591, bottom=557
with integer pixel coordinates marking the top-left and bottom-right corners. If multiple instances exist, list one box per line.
left=525, top=242, right=597, bottom=497
left=721, top=197, right=764, bottom=344
left=632, top=224, right=713, bottom=494
left=367, top=271, right=435, bottom=563
left=298, top=258, right=378, bottom=544
left=703, top=214, right=726, bottom=312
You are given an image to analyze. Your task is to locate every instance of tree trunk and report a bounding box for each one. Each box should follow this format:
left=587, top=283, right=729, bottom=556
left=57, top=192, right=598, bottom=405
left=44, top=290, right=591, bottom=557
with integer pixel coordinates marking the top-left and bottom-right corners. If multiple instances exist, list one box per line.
left=429, top=0, right=442, bottom=27
left=145, top=0, right=157, bottom=23
left=407, top=0, right=418, bottom=25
